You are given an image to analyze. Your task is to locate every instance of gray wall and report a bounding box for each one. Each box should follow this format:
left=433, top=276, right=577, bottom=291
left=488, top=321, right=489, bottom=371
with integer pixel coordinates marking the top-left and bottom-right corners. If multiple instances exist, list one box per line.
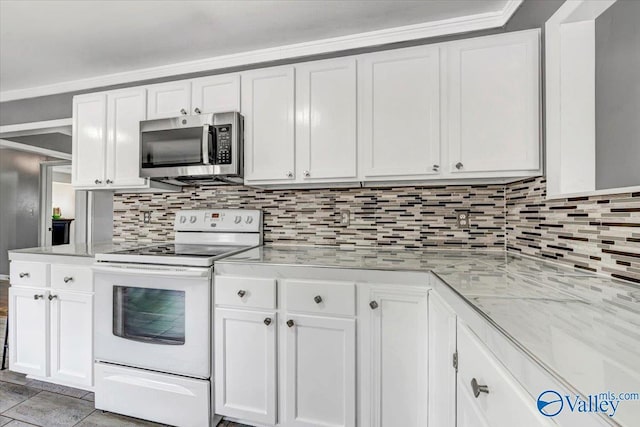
left=595, top=0, right=640, bottom=190
left=0, top=0, right=564, bottom=126
left=0, top=148, right=48, bottom=275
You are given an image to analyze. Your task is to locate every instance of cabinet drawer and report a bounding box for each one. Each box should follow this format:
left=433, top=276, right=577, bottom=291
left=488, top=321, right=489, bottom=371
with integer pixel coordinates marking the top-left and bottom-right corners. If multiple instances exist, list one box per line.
left=51, top=264, right=93, bottom=292
left=457, top=322, right=553, bottom=427
left=215, top=276, right=276, bottom=309
left=10, top=261, right=49, bottom=287
left=284, top=279, right=355, bottom=317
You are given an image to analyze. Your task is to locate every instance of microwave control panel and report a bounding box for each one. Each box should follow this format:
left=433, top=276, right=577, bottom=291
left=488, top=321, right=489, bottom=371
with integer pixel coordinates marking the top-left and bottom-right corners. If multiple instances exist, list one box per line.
left=214, top=125, right=232, bottom=164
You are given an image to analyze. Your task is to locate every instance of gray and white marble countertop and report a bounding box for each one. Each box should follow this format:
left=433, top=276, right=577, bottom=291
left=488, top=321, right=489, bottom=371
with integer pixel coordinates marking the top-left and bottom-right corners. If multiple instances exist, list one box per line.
left=8, top=241, right=146, bottom=258
left=219, top=244, right=640, bottom=423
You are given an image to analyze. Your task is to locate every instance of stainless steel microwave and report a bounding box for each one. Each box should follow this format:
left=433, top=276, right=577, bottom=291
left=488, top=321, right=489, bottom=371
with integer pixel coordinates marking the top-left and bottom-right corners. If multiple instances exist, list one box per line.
left=139, top=111, right=243, bottom=184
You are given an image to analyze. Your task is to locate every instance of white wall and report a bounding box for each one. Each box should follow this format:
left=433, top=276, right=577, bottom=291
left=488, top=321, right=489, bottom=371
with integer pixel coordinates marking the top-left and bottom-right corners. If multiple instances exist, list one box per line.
left=52, top=181, right=75, bottom=219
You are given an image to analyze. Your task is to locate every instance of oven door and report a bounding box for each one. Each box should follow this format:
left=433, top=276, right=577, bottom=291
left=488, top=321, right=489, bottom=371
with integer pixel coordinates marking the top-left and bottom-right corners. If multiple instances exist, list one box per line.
left=93, top=263, right=211, bottom=378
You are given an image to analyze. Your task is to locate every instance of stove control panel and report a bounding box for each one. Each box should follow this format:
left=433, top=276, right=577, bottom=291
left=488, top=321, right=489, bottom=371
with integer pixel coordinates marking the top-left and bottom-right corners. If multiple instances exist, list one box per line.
left=174, top=209, right=262, bottom=232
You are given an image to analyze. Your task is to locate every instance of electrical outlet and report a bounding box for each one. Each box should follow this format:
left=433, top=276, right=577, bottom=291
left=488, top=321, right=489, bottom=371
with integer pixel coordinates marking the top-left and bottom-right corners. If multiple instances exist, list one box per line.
left=339, top=210, right=351, bottom=227
left=143, top=212, right=151, bottom=223
left=456, top=211, right=470, bottom=229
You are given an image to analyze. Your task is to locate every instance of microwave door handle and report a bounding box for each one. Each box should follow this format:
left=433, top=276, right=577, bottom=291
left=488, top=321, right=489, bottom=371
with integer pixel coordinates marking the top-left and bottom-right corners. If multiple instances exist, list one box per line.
left=202, top=125, right=212, bottom=165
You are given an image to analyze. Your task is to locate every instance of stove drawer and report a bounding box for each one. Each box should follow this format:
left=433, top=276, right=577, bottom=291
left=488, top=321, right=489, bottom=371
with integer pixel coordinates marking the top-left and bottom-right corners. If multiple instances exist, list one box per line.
left=215, top=276, right=277, bottom=309
left=51, top=264, right=93, bottom=292
left=283, top=279, right=355, bottom=317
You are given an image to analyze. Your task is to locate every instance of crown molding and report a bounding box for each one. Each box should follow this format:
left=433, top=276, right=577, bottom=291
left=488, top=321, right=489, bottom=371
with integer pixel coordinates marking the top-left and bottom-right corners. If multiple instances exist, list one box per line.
left=0, top=0, right=522, bottom=102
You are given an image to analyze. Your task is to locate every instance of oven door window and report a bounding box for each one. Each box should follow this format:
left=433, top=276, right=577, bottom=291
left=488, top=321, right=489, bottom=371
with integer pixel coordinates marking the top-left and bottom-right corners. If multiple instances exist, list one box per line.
left=141, top=127, right=207, bottom=168
left=113, top=286, right=185, bottom=345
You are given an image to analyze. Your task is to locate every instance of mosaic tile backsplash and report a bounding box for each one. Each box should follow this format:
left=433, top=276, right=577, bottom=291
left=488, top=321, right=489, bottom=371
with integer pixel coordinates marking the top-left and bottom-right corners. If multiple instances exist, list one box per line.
left=113, top=177, right=640, bottom=283
left=506, top=176, right=640, bottom=284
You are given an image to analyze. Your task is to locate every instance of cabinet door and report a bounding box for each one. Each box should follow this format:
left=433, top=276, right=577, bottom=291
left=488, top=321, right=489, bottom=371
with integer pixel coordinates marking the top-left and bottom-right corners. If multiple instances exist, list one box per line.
left=147, top=81, right=191, bottom=119
left=214, top=308, right=277, bottom=425
left=358, top=285, right=428, bottom=427
left=9, top=287, right=48, bottom=377
left=49, top=291, right=93, bottom=387
left=191, top=74, right=240, bottom=114
left=428, top=291, right=457, bottom=427
left=446, top=30, right=540, bottom=175
left=72, top=93, right=107, bottom=187
left=296, top=58, right=357, bottom=182
left=105, top=88, right=147, bottom=187
left=242, top=66, right=296, bottom=183
left=359, top=46, right=441, bottom=180
left=282, top=314, right=356, bottom=427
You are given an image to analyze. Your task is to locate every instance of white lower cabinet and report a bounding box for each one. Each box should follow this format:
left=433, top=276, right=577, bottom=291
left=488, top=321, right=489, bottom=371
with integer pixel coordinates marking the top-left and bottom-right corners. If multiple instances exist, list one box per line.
left=214, top=308, right=277, bottom=425
left=282, top=314, right=356, bottom=427
left=457, top=321, right=554, bottom=427
left=9, top=286, right=49, bottom=377
left=9, top=262, right=94, bottom=389
left=49, top=290, right=93, bottom=387
left=358, top=285, right=428, bottom=427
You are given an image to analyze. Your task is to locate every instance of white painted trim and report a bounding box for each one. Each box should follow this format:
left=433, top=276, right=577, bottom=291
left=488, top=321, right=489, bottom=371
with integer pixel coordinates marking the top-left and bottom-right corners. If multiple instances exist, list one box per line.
left=544, top=185, right=640, bottom=201
left=0, top=139, right=72, bottom=160
left=0, top=118, right=73, bottom=138
left=0, top=274, right=8, bottom=281
left=0, top=1, right=523, bottom=102
left=545, top=0, right=619, bottom=199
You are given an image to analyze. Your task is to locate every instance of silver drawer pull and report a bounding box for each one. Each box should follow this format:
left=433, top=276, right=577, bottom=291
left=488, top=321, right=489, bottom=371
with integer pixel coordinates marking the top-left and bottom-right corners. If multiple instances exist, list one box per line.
left=471, top=378, right=489, bottom=398
left=33, top=294, right=44, bottom=300
left=369, top=300, right=378, bottom=310
left=48, top=294, right=58, bottom=301
left=314, top=295, right=323, bottom=304
left=264, top=318, right=272, bottom=326
left=19, top=272, right=30, bottom=278
left=63, top=276, right=74, bottom=283
left=286, top=319, right=295, bottom=328
left=237, top=290, right=246, bottom=298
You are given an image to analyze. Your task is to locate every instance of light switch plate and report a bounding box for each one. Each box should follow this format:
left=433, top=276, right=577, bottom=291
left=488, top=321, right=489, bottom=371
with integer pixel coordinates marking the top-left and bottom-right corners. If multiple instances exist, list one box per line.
left=143, top=212, right=151, bottom=223
left=339, top=210, right=350, bottom=227
left=456, top=211, right=470, bottom=229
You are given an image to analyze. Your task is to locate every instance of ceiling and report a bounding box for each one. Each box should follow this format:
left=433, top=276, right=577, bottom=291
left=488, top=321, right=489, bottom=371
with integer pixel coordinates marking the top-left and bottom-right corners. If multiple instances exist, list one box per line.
left=0, top=0, right=512, bottom=95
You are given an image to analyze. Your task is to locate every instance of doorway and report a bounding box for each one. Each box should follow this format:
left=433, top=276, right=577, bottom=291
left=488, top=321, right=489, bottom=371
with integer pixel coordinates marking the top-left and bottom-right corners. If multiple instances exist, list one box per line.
left=39, top=160, right=80, bottom=246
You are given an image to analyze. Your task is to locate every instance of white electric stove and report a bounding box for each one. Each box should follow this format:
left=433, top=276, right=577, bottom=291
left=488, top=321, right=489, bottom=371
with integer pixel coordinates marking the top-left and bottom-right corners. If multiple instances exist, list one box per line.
left=92, top=209, right=262, bottom=427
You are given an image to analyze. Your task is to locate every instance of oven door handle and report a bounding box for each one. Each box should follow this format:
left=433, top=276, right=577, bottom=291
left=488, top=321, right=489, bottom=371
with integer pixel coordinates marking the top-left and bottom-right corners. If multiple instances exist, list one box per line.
left=92, top=264, right=210, bottom=278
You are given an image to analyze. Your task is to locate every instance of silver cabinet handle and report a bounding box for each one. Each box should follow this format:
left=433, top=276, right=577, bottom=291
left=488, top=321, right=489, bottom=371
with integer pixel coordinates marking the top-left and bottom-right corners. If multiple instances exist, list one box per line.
left=33, top=294, right=44, bottom=300
left=19, top=272, right=30, bottom=278
left=48, top=294, right=58, bottom=301
left=455, top=162, right=464, bottom=170
left=194, top=108, right=201, bottom=114
left=237, top=290, right=246, bottom=298
left=180, top=108, right=187, bottom=115
left=314, top=295, right=323, bottom=304
left=63, top=276, right=73, bottom=283
left=471, top=378, right=489, bottom=397
left=369, top=300, right=379, bottom=309
left=286, top=319, right=295, bottom=328
left=264, top=317, right=272, bottom=326
left=303, top=170, right=310, bottom=178
left=286, top=171, right=293, bottom=178
left=106, top=179, right=113, bottom=184
left=94, top=179, right=102, bottom=184
left=432, top=164, right=440, bottom=172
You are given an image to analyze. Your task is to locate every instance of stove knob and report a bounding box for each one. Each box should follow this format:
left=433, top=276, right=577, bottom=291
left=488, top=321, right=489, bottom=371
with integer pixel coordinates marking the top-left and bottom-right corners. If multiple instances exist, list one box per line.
left=234, top=216, right=242, bottom=224
left=245, top=216, right=254, bottom=224
left=179, top=216, right=187, bottom=224
left=190, top=216, right=197, bottom=224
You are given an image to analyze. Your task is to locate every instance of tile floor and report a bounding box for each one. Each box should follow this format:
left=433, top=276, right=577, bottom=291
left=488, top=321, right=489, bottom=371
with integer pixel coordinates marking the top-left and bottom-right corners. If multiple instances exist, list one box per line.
left=0, top=369, right=249, bottom=426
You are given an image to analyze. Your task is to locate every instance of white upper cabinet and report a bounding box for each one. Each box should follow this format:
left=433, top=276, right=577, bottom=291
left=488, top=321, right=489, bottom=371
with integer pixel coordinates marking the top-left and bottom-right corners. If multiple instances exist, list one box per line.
left=191, top=74, right=241, bottom=114
left=105, top=88, right=147, bottom=188
left=296, top=58, right=358, bottom=182
left=242, top=66, right=296, bottom=183
left=358, top=45, right=441, bottom=180
left=147, top=81, right=192, bottom=119
left=73, top=93, right=107, bottom=187
left=445, top=30, right=540, bottom=176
